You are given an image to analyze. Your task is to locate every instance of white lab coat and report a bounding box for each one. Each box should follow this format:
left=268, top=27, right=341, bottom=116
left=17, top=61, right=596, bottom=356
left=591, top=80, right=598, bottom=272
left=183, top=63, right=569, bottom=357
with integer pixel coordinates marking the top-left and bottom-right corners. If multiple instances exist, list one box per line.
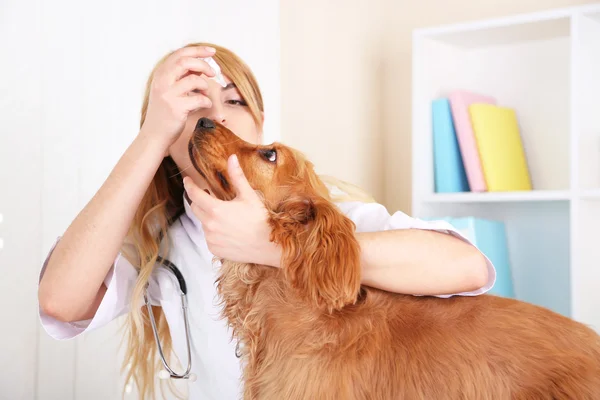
left=38, top=185, right=496, bottom=399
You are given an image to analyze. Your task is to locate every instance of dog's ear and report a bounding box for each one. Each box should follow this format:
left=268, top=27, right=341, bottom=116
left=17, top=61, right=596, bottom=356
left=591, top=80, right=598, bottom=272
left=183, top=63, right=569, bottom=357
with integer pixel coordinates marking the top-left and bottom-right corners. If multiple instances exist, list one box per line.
left=268, top=194, right=362, bottom=312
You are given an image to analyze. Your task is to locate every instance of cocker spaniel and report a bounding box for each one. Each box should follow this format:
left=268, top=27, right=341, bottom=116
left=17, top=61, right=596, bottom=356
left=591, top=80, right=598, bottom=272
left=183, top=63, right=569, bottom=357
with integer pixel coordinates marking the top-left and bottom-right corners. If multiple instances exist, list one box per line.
left=188, top=117, right=600, bottom=400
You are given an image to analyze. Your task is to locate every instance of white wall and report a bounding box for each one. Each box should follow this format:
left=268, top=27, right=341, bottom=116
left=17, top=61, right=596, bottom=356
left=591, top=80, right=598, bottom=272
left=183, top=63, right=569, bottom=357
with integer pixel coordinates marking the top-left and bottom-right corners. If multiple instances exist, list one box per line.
left=0, top=0, right=280, bottom=398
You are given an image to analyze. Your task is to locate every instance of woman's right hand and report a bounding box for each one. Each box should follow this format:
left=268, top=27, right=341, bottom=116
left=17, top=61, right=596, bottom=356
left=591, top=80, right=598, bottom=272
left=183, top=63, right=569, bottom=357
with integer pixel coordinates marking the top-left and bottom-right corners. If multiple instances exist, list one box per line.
left=39, top=45, right=220, bottom=324
left=140, top=45, right=218, bottom=148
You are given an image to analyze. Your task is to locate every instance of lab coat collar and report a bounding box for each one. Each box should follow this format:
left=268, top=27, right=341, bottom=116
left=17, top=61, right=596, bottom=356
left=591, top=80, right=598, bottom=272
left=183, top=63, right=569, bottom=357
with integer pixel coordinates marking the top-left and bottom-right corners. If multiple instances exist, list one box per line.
left=182, top=193, right=204, bottom=238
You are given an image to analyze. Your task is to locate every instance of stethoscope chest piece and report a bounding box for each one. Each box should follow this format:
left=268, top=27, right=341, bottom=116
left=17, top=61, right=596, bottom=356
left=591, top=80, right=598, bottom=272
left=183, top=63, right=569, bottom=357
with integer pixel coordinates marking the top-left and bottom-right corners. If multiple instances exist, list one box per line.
left=158, top=369, right=197, bottom=382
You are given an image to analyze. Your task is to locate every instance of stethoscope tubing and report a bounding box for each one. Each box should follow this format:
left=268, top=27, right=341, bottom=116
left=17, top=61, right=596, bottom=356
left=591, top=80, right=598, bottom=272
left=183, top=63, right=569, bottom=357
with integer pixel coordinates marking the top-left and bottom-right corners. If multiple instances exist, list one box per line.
left=144, top=256, right=195, bottom=380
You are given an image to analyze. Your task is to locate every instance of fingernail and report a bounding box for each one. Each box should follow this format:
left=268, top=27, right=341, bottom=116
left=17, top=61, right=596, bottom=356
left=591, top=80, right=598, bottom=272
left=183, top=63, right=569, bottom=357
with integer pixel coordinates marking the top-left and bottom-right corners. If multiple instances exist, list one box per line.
left=231, top=154, right=239, bottom=167
left=205, top=46, right=216, bottom=53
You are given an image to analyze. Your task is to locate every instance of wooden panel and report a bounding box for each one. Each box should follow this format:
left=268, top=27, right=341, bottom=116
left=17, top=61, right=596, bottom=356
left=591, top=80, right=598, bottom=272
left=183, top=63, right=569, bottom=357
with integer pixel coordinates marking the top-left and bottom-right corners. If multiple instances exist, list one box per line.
left=0, top=0, right=43, bottom=398
left=35, top=0, right=84, bottom=398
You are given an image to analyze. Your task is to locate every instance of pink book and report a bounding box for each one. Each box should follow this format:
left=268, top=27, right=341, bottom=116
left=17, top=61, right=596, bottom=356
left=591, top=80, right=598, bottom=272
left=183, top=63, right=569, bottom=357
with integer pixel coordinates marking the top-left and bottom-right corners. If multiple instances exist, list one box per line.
left=448, top=90, right=497, bottom=192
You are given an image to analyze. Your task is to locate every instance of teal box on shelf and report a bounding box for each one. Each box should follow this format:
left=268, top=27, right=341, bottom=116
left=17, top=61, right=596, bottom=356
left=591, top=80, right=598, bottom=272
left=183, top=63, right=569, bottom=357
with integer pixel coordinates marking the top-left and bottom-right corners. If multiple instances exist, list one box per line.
left=429, top=216, right=515, bottom=298
left=431, top=98, right=470, bottom=193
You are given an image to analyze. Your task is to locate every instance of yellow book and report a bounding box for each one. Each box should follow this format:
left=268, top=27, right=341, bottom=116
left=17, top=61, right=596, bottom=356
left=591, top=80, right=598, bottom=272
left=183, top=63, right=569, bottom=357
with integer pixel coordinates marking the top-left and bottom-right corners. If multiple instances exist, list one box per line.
left=468, top=104, right=532, bottom=191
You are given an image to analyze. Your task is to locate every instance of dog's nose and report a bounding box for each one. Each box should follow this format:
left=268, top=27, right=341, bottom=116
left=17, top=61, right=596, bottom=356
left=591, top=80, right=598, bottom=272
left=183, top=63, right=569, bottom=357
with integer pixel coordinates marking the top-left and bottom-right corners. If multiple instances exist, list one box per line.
left=196, top=117, right=216, bottom=131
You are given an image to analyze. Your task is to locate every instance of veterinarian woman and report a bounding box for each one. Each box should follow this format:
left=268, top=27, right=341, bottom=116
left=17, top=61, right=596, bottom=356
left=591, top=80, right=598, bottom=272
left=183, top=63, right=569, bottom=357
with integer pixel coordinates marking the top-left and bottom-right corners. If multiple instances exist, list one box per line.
left=37, top=43, right=496, bottom=400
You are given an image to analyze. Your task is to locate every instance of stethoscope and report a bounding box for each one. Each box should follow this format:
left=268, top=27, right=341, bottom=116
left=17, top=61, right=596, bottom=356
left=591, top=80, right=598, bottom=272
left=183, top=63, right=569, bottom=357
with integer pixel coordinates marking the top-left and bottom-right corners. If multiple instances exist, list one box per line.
left=145, top=256, right=196, bottom=381
left=124, top=202, right=244, bottom=393
left=139, top=256, right=243, bottom=387
left=124, top=256, right=197, bottom=394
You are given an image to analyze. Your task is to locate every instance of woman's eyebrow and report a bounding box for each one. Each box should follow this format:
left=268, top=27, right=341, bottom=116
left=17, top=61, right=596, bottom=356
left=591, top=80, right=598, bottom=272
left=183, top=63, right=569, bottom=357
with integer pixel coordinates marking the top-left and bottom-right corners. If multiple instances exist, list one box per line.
left=222, top=82, right=237, bottom=91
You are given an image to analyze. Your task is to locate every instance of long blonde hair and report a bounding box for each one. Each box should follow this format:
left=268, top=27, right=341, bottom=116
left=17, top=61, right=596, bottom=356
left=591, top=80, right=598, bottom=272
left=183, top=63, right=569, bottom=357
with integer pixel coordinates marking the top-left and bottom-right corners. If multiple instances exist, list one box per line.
left=120, top=42, right=374, bottom=400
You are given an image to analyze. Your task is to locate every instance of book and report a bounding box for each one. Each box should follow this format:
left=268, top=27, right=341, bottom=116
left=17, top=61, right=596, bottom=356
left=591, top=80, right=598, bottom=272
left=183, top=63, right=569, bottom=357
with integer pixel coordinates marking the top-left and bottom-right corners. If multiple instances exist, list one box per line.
left=468, top=104, right=532, bottom=192
left=448, top=90, right=497, bottom=192
left=431, top=98, right=470, bottom=193
left=432, top=216, right=515, bottom=298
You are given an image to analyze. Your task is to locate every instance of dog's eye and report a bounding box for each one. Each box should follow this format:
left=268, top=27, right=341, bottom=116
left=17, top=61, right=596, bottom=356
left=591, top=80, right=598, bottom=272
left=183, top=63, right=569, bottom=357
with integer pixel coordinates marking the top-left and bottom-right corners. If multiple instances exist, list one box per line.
left=260, top=149, right=277, bottom=163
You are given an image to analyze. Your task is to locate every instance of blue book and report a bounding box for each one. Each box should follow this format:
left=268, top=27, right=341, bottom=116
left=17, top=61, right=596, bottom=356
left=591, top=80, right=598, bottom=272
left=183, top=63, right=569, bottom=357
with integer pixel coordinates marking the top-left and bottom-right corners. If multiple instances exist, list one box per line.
left=431, top=98, right=470, bottom=193
left=432, top=216, right=515, bottom=298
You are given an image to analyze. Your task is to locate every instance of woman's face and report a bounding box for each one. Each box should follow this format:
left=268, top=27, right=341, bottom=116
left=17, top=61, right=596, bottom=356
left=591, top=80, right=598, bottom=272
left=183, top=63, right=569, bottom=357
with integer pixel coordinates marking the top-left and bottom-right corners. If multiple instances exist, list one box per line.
left=168, top=73, right=262, bottom=190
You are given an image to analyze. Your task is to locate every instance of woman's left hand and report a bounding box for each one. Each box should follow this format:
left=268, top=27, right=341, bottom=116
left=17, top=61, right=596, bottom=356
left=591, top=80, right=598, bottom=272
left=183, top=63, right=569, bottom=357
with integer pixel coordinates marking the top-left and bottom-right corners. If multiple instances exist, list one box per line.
left=183, top=154, right=282, bottom=267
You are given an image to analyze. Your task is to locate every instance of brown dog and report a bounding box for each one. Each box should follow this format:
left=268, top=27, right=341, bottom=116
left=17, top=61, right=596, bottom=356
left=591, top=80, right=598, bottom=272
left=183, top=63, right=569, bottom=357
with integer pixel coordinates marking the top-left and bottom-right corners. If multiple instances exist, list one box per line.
left=189, top=117, right=600, bottom=400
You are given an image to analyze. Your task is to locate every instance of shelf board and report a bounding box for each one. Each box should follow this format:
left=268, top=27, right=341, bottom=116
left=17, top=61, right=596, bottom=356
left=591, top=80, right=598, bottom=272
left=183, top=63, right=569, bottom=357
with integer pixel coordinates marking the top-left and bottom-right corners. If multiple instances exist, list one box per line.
left=413, top=3, right=600, bottom=48
left=422, top=190, right=571, bottom=203
left=413, top=8, right=572, bottom=49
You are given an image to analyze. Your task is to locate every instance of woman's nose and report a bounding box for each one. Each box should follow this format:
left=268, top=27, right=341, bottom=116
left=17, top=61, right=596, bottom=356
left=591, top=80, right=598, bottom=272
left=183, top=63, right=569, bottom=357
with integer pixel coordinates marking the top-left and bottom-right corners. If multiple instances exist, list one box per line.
left=206, top=102, right=227, bottom=126
left=215, top=114, right=227, bottom=125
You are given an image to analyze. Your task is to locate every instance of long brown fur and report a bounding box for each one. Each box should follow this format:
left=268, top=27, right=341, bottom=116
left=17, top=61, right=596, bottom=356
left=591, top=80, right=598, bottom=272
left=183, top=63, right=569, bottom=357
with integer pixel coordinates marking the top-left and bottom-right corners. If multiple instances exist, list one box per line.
left=189, top=118, right=600, bottom=399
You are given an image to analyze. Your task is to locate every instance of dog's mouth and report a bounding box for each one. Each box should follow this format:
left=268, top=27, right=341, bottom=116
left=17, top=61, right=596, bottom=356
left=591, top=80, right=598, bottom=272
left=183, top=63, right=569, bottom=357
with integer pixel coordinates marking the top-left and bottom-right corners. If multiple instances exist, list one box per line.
left=188, top=139, right=207, bottom=178
left=187, top=138, right=232, bottom=200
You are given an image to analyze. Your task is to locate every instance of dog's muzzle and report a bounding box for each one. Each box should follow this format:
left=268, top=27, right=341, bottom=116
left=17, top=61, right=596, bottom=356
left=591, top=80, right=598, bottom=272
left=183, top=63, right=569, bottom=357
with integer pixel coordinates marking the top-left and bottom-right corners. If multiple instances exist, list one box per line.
left=196, top=117, right=216, bottom=132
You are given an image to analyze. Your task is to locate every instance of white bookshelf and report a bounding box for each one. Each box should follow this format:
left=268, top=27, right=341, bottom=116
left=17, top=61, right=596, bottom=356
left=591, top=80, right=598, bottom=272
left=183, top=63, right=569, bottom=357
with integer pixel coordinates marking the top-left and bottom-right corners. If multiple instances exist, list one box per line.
left=412, top=4, right=600, bottom=332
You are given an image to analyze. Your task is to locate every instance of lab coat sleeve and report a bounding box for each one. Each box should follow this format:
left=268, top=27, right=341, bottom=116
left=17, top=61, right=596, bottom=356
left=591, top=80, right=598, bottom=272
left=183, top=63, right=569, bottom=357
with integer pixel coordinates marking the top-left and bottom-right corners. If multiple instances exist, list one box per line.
left=38, top=237, right=141, bottom=340
left=336, top=201, right=496, bottom=297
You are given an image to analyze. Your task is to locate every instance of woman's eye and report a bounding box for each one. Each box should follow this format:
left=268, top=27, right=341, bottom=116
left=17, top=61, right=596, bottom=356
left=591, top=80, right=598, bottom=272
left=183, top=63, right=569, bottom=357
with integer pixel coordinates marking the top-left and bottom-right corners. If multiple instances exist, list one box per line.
left=261, top=149, right=277, bottom=163
left=226, top=99, right=247, bottom=106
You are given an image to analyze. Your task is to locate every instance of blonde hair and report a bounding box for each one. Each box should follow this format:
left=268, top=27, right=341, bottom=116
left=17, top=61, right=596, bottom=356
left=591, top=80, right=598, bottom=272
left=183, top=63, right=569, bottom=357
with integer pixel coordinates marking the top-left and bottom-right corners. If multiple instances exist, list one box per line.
left=120, top=42, right=375, bottom=399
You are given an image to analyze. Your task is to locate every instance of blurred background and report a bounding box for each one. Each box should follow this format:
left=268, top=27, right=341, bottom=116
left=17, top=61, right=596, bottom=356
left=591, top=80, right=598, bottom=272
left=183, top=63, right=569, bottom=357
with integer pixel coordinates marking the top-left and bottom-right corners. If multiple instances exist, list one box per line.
left=1, top=0, right=598, bottom=399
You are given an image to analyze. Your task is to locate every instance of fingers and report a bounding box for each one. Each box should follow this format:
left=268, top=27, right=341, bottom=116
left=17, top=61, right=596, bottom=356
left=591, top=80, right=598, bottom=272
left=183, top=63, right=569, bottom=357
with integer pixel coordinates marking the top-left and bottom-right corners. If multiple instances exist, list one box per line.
left=180, top=95, right=213, bottom=113
left=169, top=57, right=216, bottom=83
left=171, top=45, right=217, bottom=62
left=183, top=176, right=220, bottom=212
left=183, top=177, right=226, bottom=235
left=173, top=73, right=209, bottom=96
left=155, top=46, right=217, bottom=87
left=227, top=154, right=255, bottom=199
left=191, top=202, right=210, bottom=226
left=173, top=74, right=213, bottom=111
